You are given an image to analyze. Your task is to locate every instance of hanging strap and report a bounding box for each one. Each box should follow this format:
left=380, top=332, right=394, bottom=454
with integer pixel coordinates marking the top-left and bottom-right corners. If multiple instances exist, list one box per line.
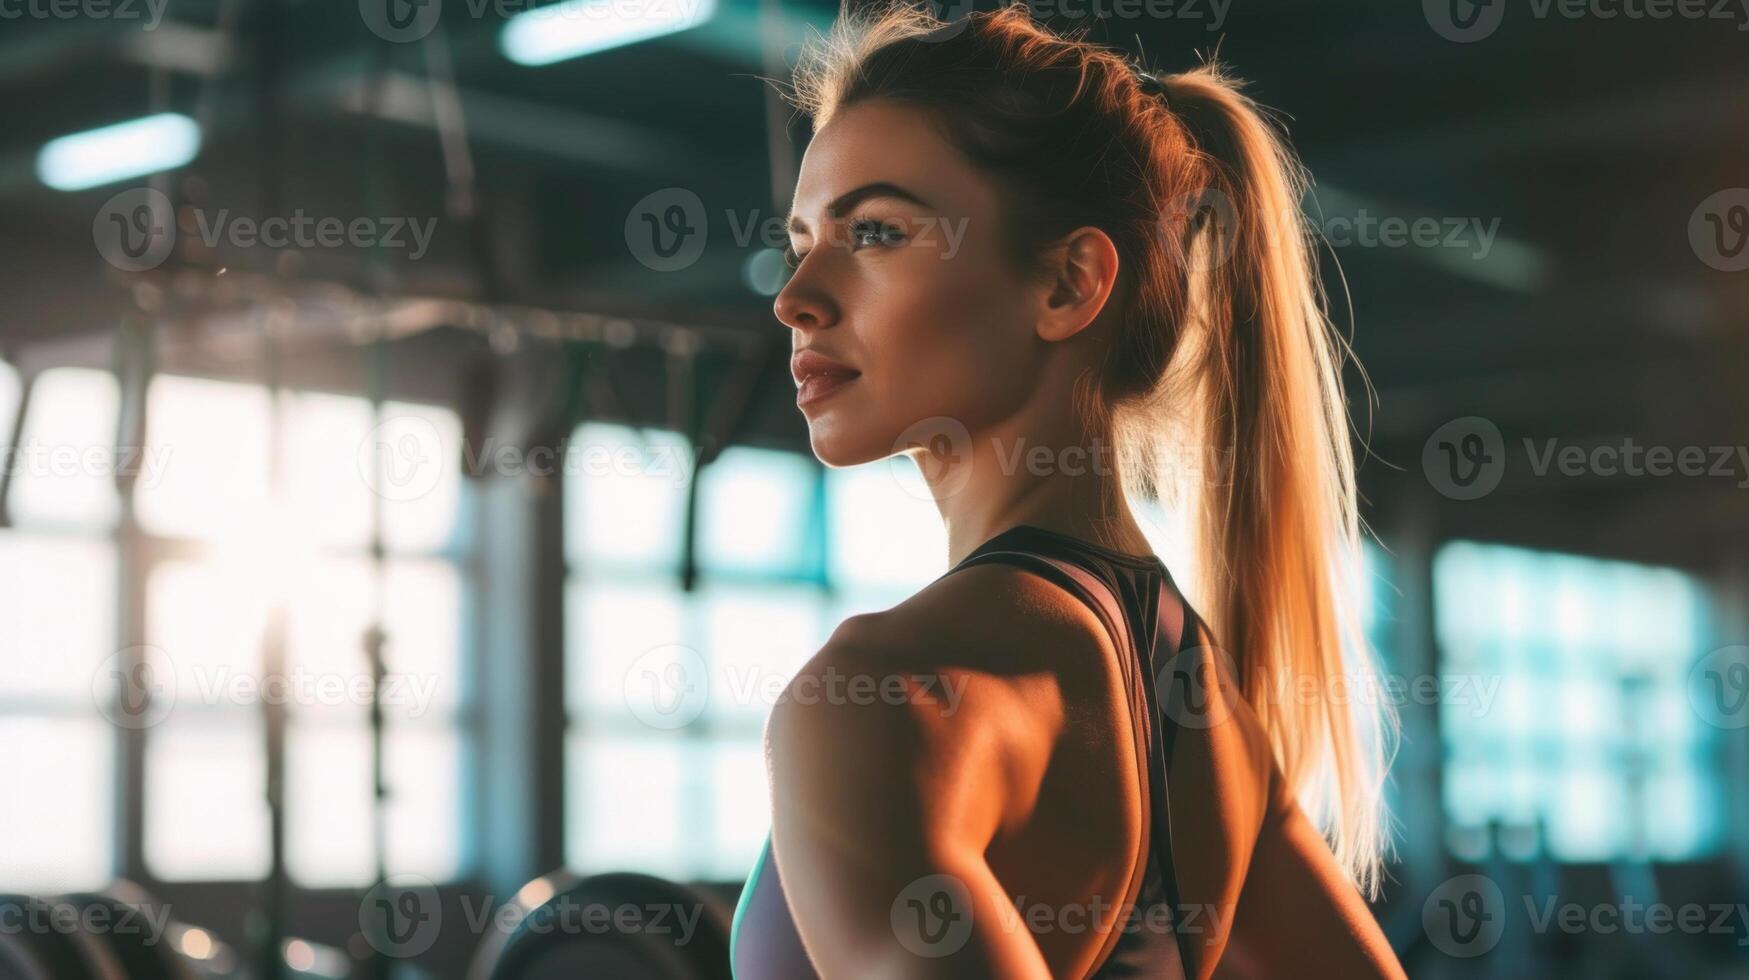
left=950, top=548, right=1199, bottom=979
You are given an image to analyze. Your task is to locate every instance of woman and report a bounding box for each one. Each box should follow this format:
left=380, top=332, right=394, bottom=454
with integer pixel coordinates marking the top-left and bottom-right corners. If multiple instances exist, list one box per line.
left=730, top=4, right=1404, bottom=977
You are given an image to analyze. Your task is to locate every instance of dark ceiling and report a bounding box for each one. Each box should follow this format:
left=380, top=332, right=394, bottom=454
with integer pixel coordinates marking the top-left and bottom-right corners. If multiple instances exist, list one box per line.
left=1, top=0, right=1745, bottom=568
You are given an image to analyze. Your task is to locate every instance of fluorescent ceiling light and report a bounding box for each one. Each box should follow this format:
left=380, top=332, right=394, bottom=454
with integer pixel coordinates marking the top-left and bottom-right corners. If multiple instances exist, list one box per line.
left=501, top=0, right=717, bottom=66
left=37, top=112, right=201, bottom=192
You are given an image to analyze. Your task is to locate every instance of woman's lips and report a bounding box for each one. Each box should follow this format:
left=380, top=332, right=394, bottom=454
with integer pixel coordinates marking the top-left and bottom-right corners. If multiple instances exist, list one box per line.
left=796, top=371, right=859, bottom=408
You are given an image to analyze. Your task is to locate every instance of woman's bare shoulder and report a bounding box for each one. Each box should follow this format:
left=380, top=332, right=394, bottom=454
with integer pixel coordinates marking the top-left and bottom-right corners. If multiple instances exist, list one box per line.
left=764, top=560, right=1123, bottom=840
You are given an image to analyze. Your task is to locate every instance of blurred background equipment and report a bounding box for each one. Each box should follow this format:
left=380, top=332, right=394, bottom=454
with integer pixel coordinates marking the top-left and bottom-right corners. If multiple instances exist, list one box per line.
left=1, top=0, right=1747, bottom=978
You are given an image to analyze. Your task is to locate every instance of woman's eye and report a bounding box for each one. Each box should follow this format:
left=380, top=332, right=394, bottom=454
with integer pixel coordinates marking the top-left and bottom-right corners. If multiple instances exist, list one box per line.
left=782, top=244, right=804, bottom=269
left=848, top=216, right=905, bottom=249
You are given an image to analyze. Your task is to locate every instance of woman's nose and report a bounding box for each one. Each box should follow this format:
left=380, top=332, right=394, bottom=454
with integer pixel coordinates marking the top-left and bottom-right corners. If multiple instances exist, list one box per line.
left=773, top=275, right=837, bottom=333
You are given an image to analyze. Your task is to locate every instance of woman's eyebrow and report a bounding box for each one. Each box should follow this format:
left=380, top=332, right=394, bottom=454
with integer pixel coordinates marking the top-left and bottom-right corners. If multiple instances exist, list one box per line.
left=786, top=181, right=935, bottom=234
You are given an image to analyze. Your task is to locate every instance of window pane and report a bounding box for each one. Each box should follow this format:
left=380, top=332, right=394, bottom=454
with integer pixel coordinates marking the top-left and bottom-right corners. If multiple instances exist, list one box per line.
left=1434, top=541, right=1718, bottom=861
left=824, top=463, right=945, bottom=590
left=148, top=559, right=270, bottom=714
left=565, top=423, right=691, bottom=571
left=146, top=718, right=270, bottom=881
left=705, top=739, right=768, bottom=881
left=368, top=402, right=464, bottom=554
left=137, top=375, right=273, bottom=541
left=0, top=532, right=115, bottom=703
left=566, top=733, right=688, bottom=879
left=697, top=446, right=817, bottom=578
left=287, top=558, right=375, bottom=722
left=0, top=715, right=113, bottom=892
left=282, top=390, right=375, bottom=551
left=285, top=721, right=461, bottom=886
left=382, top=560, right=463, bottom=720
left=8, top=367, right=121, bottom=529
left=566, top=577, right=687, bottom=722
left=698, top=582, right=826, bottom=727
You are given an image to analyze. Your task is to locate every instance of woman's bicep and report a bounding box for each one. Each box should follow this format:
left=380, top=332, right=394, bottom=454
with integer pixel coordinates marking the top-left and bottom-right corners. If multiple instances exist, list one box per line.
left=765, top=648, right=1051, bottom=979
left=1215, top=796, right=1407, bottom=980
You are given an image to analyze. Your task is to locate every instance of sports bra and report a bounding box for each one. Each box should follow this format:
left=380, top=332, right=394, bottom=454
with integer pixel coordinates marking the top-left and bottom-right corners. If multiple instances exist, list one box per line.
left=730, top=522, right=1216, bottom=979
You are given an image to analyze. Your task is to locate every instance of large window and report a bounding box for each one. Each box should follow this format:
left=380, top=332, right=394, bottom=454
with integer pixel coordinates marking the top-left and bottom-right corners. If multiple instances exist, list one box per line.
left=563, top=424, right=947, bottom=882
left=1434, top=541, right=1720, bottom=861
left=0, top=365, right=120, bottom=893
left=0, top=364, right=472, bottom=892
left=137, top=376, right=468, bottom=886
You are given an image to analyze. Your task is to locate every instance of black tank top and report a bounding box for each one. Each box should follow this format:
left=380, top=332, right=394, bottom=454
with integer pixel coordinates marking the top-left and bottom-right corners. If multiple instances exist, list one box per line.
left=730, top=522, right=1214, bottom=979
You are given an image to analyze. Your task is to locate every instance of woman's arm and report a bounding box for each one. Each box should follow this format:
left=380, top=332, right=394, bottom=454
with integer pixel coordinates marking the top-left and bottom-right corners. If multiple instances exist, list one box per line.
left=763, top=627, right=1054, bottom=979
left=1166, top=649, right=1407, bottom=980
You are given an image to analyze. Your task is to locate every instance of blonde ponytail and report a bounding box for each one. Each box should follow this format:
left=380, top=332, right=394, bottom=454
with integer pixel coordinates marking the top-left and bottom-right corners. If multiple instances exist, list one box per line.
left=1121, top=65, right=1397, bottom=898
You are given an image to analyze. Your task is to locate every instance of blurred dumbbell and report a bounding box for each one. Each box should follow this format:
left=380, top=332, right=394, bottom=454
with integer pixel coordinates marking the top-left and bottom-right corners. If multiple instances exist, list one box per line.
left=57, top=882, right=193, bottom=980
left=0, top=893, right=126, bottom=980
left=466, top=871, right=734, bottom=980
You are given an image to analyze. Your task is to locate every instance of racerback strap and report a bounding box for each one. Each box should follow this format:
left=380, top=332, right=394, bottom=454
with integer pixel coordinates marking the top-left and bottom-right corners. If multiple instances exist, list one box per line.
left=950, top=547, right=1199, bottom=979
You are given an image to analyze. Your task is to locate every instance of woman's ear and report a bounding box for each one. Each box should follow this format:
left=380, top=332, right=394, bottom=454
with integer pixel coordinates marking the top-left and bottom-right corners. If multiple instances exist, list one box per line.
left=1034, top=225, right=1120, bottom=343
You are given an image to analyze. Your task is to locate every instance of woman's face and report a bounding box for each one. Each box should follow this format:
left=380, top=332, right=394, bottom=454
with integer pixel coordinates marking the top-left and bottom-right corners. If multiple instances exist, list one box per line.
left=775, top=99, right=1053, bottom=468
